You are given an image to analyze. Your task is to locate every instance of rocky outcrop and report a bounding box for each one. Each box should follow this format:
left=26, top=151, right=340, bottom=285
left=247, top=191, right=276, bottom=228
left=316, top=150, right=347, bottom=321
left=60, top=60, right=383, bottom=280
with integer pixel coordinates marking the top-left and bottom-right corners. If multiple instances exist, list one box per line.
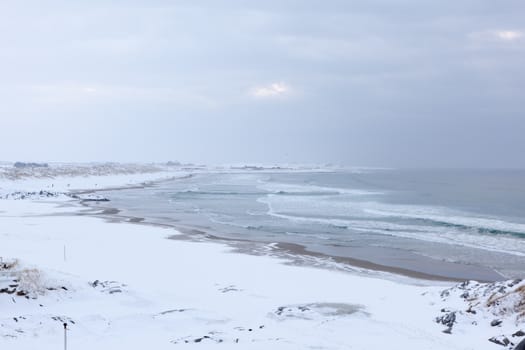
left=436, top=279, right=525, bottom=348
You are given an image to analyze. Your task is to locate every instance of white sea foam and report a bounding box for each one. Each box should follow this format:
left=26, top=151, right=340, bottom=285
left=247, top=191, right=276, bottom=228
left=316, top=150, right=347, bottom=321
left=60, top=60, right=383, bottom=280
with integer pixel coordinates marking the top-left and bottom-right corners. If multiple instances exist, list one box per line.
left=364, top=205, right=525, bottom=235
left=257, top=181, right=382, bottom=196
left=351, top=224, right=525, bottom=257
left=258, top=192, right=525, bottom=257
left=258, top=194, right=377, bottom=219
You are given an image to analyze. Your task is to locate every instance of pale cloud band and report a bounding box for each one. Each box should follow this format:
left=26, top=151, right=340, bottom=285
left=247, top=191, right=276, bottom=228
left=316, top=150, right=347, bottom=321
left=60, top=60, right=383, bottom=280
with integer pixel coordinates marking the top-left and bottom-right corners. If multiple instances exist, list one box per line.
left=469, top=29, right=524, bottom=42
left=496, top=30, right=523, bottom=41
left=251, top=82, right=290, bottom=98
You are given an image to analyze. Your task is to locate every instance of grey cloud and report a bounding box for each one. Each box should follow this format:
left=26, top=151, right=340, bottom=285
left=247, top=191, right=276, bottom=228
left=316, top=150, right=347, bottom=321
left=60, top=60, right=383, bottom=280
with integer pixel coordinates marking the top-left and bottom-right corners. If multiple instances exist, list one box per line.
left=0, top=1, right=524, bottom=166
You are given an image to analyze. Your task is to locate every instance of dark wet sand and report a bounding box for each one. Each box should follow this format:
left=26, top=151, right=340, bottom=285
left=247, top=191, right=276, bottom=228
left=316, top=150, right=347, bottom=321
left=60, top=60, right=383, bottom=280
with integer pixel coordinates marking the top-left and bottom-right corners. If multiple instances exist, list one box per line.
left=275, top=242, right=502, bottom=282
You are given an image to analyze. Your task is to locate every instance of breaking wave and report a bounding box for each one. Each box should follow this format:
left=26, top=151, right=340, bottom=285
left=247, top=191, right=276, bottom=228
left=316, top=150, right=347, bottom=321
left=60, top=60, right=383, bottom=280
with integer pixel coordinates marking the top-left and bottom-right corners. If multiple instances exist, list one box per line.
left=258, top=188, right=525, bottom=257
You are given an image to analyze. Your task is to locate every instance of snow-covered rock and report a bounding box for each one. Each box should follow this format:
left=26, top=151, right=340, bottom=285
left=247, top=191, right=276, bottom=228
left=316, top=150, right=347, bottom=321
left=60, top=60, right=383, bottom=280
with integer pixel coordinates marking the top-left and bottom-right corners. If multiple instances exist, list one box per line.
left=435, top=279, right=525, bottom=348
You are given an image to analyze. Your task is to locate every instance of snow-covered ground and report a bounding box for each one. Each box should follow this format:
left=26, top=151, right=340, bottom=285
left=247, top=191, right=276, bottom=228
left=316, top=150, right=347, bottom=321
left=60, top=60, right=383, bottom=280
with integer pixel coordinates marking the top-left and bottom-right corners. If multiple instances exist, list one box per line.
left=0, top=162, right=188, bottom=197
left=1, top=164, right=524, bottom=349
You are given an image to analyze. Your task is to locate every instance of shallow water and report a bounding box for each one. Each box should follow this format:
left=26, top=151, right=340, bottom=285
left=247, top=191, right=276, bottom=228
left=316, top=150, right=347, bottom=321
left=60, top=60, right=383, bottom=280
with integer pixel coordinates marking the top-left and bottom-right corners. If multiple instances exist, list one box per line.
left=98, top=168, right=525, bottom=280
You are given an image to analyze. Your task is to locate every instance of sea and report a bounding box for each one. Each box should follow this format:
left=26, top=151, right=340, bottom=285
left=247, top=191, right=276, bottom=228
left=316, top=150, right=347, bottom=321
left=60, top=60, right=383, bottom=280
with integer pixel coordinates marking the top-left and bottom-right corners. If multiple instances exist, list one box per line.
left=97, top=168, right=525, bottom=281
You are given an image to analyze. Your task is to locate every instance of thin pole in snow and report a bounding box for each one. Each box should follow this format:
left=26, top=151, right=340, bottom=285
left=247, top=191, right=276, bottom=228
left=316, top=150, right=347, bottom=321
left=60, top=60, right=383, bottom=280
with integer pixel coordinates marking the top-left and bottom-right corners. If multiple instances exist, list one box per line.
left=63, top=323, right=67, bottom=350
left=64, top=245, right=66, bottom=262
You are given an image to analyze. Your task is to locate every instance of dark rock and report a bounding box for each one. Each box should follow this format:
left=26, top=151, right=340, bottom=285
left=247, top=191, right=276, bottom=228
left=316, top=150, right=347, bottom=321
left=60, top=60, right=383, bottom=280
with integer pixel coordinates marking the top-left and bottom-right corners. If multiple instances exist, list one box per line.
left=81, top=197, right=110, bottom=202
left=508, top=279, right=522, bottom=288
left=436, top=312, right=456, bottom=328
left=514, top=338, right=525, bottom=350
left=491, top=319, right=503, bottom=327
left=488, top=336, right=510, bottom=346
left=159, top=309, right=186, bottom=315
left=460, top=281, right=470, bottom=288
left=513, top=330, right=525, bottom=337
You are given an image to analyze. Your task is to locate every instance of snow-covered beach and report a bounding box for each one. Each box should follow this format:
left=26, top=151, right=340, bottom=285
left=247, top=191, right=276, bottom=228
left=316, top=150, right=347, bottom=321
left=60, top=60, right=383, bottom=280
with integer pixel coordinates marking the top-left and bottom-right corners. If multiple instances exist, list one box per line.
left=1, top=164, right=524, bottom=349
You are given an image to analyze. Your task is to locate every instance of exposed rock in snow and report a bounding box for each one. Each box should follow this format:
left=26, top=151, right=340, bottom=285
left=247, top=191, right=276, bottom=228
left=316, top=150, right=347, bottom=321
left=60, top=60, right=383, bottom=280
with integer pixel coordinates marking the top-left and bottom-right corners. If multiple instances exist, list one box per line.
left=490, top=335, right=511, bottom=346
left=70, top=194, right=109, bottom=202
left=436, top=279, right=525, bottom=348
left=2, top=191, right=111, bottom=202
left=1, top=191, right=64, bottom=200
left=514, top=338, right=525, bottom=350
left=436, top=310, right=456, bottom=333
left=0, top=259, right=68, bottom=300
left=89, top=280, right=127, bottom=294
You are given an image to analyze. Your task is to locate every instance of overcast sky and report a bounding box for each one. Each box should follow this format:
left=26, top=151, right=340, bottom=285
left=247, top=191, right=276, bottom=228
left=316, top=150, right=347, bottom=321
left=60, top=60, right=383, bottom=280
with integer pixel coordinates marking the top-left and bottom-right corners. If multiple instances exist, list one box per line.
left=1, top=0, right=524, bottom=167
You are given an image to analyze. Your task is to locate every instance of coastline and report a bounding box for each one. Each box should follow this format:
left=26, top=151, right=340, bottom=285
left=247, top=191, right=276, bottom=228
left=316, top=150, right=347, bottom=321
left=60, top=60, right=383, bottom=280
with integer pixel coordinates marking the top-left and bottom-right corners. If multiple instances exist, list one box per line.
left=83, top=203, right=483, bottom=283
left=81, top=176, right=504, bottom=283
left=1, top=169, right=524, bottom=349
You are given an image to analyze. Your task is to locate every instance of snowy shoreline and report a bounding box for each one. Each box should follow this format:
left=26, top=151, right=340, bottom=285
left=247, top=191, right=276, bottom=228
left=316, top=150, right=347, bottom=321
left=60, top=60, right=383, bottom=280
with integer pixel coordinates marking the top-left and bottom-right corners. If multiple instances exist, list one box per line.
left=84, top=199, right=470, bottom=284
left=1, top=164, right=524, bottom=349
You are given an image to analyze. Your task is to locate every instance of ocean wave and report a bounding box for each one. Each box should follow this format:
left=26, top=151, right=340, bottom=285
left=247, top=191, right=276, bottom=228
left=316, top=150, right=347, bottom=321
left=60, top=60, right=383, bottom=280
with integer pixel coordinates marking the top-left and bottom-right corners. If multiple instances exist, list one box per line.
left=257, top=181, right=382, bottom=197
left=260, top=192, right=525, bottom=237
left=245, top=210, right=267, bottom=216
left=355, top=226, right=525, bottom=258
left=364, top=207, right=525, bottom=238
left=258, top=196, right=525, bottom=256
left=269, top=211, right=525, bottom=257
left=172, top=189, right=264, bottom=196
left=205, top=213, right=264, bottom=231
left=257, top=195, right=379, bottom=219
